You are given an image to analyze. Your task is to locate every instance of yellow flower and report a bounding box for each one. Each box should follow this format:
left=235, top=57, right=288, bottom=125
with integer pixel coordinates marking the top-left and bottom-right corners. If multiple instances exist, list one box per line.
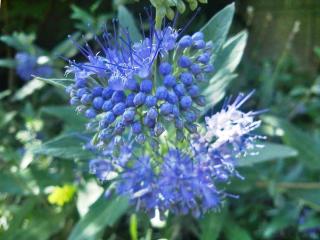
left=48, top=184, right=76, bottom=206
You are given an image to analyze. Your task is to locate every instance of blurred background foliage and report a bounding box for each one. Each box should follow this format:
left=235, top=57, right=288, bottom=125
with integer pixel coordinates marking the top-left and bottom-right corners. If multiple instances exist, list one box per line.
left=0, top=0, right=320, bottom=239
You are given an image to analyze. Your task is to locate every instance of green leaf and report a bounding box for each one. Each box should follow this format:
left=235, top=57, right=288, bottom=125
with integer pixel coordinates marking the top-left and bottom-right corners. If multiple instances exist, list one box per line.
left=298, top=216, right=320, bottom=231
left=314, top=46, right=320, bottom=59
left=3, top=206, right=66, bottom=240
left=0, top=32, right=36, bottom=52
left=258, top=62, right=274, bottom=107
left=200, top=3, right=235, bottom=55
left=52, top=32, right=81, bottom=58
left=0, top=111, right=17, bottom=127
left=224, top=220, right=252, bottom=240
left=0, top=90, right=11, bottom=99
left=288, top=189, right=320, bottom=209
left=12, top=78, right=45, bottom=101
left=31, top=133, right=93, bottom=160
left=0, top=170, right=39, bottom=195
left=0, top=58, right=16, bottom=68
left=35, top=76, right=73, bottom=88
left=68, top=196, right=129, bottom=240
left=214, top=31, right=248, bottom=73
left=118, top=5, right=142, bottom=43
left=71, top=5, right=94, bottom=27
left=76, top=180, right=104, bottom=217
left=200, top=209, right=226, bottom=240
left=41, top=106, right=87, bottom=131
left=262, top=206, right=300, bottom=238
left=202, top=69, right=237, bottom=110
left=263, top=116, right=320, bottom=169
left=238, top=143, right=298, bottom=167
left=202, top=31, right=247, bottom=110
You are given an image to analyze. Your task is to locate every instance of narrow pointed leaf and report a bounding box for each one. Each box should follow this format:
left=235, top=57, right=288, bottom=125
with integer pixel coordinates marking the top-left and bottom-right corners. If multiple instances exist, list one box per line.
left=118, top=5, right=142, bottom=43
left=200, top=3, right=235, bottom=55
left=68, top=196, right=129, bottom=240
left=35, top=76, right=73, bottom=88
left=238, top=143, right=298, bottom=166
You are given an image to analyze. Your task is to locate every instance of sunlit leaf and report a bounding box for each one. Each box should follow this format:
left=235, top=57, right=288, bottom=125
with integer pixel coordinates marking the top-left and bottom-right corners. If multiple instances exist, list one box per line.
left=201, top=3, right=235, bottom=55
left=31, top=133, right=93, bottom=160
left=35, top=76, right=73, bottom=88
left=238, top=143, right=298, bottom=167
left=214, top=30, right=248, bottom=73
left=68, top=195, right=129, bottom=240
left=263, top=116, right=320, bottom=169
left=41, top=105, right=87, bottom=131
left=12, top=78, right=45, bottom=101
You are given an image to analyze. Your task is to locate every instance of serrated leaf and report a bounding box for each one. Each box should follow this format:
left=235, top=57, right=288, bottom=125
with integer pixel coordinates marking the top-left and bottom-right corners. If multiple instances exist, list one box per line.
left=35, top=76, right=73, bottom=88
left=68, top=196, right=129, bottom=240
left=238, top=143, right=298, bottom=167
left=31, top=133, right=93, bottom=160
left=118, top=5, right=142, bottom=43
left=200, top=3, right=235, bottom=55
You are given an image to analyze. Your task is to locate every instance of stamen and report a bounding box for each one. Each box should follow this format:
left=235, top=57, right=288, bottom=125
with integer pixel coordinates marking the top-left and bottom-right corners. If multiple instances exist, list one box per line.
left=178, top=7, right=202, bottom=37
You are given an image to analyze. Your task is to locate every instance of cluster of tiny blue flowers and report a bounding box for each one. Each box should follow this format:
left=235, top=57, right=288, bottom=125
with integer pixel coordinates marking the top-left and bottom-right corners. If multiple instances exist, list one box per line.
left=15, top=52, right=53, bottom=81
left=63, top=11, right=263, bottom=216
left=88, top=92, right=263, bottom=216
left=66, top=18, right=214, bottom=147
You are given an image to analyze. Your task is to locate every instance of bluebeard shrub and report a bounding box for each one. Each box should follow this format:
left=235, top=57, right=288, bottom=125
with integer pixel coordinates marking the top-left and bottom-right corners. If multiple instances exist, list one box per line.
left=65, top=13, right=263, bottom=216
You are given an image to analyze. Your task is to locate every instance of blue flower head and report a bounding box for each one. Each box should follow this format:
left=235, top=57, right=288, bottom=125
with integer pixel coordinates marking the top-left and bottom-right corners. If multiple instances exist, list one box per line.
left=65, top=13, right=214, bottom=149
left=87, top=91, right=263, bottom=217
left=65, top=10, right=263, bottom=217
left=15, top=52, right=53, bottom=81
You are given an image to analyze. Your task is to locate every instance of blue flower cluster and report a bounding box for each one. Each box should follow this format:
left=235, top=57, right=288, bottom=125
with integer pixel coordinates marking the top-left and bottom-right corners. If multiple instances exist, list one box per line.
left=15, top=52, right=53, bottom=81
left=90, top=148, right=220, bottom=217
left=89, top=92, right=263, bottom=216
left=63, top=11, right=262, bottom=216
left=66, top=20, right=214, bottom=147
